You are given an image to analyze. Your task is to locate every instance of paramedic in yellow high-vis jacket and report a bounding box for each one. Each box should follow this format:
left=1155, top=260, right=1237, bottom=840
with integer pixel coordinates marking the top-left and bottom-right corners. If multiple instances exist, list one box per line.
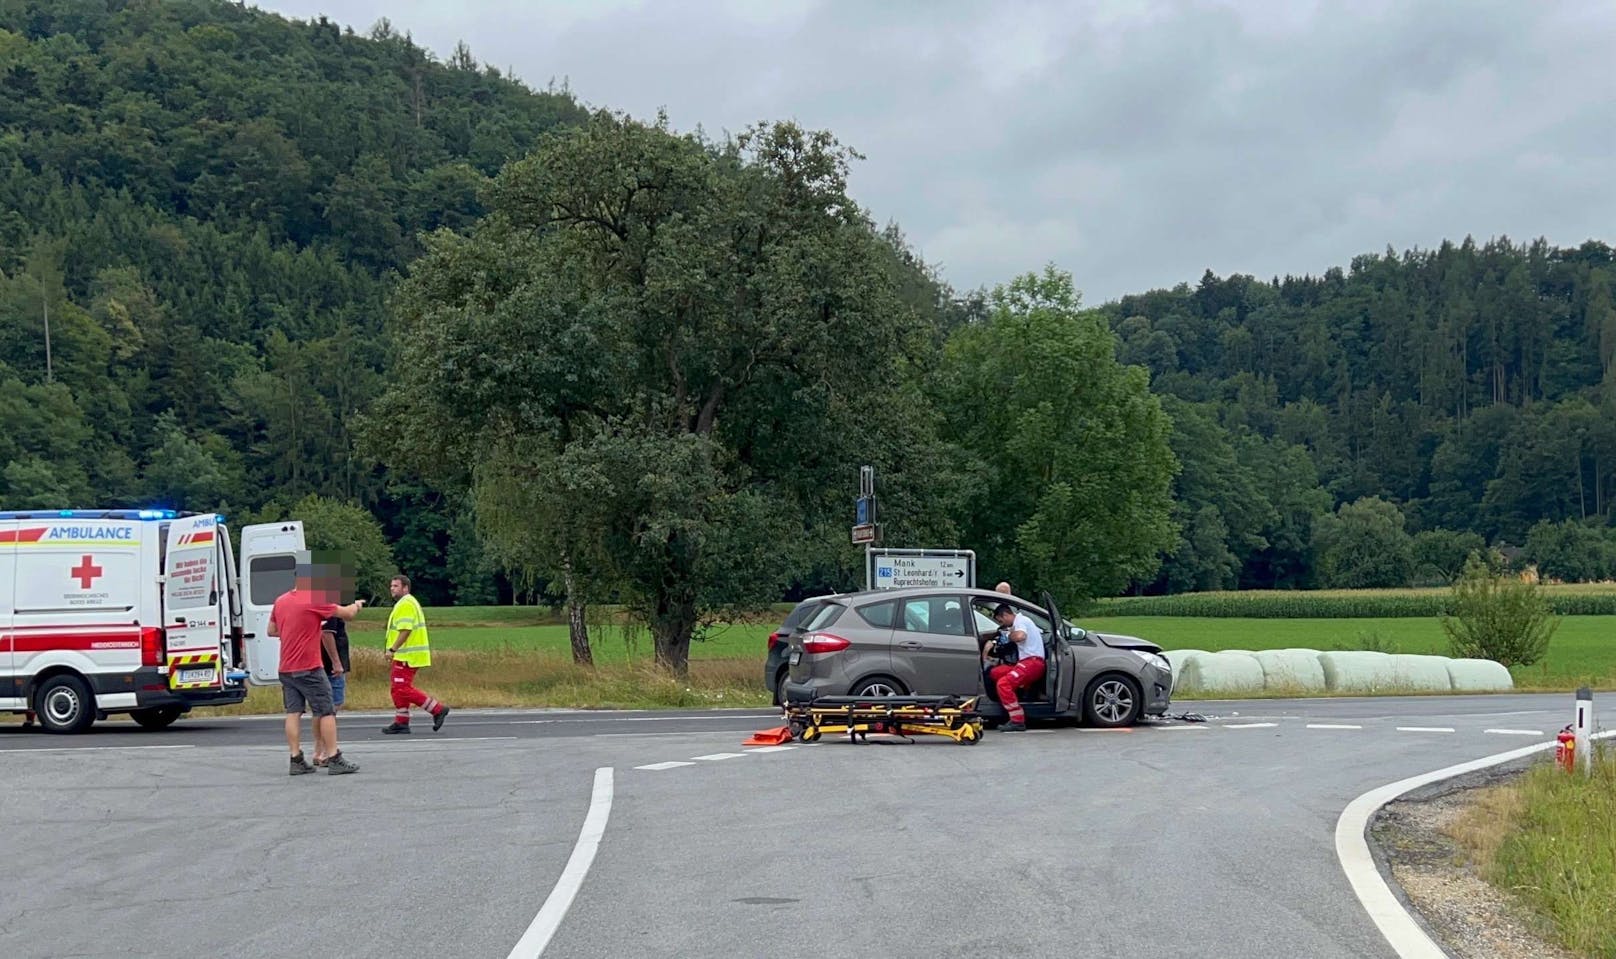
left=380, top=574, right=450, bottom=734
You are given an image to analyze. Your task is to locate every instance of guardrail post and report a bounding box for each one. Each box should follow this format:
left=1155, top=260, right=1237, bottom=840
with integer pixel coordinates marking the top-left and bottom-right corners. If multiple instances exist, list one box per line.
left=1574, top=686, right=1593, bottom=776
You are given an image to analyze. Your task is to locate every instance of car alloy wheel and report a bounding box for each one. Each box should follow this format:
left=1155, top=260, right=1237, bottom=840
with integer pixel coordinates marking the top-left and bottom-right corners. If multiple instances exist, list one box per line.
left=1090, top=679, right=1136, bottom=726
left=854, top=679, right=902, bottom=697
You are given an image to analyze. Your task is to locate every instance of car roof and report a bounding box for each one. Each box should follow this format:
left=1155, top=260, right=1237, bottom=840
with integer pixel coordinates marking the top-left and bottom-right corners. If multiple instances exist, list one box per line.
left=829, top=587, right=1041, bottom=604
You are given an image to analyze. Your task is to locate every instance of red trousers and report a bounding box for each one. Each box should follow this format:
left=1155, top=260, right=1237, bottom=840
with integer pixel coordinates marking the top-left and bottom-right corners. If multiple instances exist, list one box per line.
left=988, top=656, right=1045, bottom=724
left=390, top=660, right=441, bottom=722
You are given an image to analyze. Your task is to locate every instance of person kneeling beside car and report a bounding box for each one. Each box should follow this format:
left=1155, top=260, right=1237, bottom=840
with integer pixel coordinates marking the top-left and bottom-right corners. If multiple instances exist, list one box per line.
left=983, top=603, right=1045, bottom=732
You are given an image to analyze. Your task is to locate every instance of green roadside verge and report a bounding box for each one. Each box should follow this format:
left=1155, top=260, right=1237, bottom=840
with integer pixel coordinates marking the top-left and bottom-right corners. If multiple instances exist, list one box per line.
left=1449, top=748, right=1616, bottom=958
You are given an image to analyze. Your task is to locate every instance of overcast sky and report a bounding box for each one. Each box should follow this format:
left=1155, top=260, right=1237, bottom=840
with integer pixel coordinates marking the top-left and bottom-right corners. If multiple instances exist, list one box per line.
left=260, top=0, right=1614, bottom=304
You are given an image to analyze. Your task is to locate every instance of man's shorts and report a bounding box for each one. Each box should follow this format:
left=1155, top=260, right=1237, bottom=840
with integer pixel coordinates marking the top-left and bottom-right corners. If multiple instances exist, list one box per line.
left=328, top=672, right=347, bottom=708
left=280, top=669, right=335, bottom=718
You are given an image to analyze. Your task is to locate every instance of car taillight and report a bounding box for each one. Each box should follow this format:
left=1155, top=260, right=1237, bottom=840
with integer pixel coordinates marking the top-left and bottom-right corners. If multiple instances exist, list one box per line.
left=140, top=626, right=165, bottom=668
left=802, top=633, right=850, bottom=654
left=767, top=631, right=782, bottom=651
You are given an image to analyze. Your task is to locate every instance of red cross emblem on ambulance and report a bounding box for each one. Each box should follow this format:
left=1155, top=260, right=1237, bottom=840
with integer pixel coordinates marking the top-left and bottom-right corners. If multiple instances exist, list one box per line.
left=70, top=554, right=104, bottom=590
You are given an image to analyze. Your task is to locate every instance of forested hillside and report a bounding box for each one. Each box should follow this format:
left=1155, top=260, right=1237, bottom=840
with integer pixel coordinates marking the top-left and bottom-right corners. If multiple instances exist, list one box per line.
left=1110, top=242, right=1616, bottom=592
left=3, top=0, right=1614, bottom=607
left=0, top=0, right=586, bottom=602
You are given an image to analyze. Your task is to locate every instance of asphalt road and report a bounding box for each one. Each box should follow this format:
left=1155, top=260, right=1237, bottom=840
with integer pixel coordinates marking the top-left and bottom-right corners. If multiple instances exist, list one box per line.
left=0, top=693, right=1597, bottom=959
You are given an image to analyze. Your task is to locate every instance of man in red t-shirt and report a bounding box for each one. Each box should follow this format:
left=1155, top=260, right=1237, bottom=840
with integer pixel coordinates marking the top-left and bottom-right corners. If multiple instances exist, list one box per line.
left=269, top=560, right=364, bottom=775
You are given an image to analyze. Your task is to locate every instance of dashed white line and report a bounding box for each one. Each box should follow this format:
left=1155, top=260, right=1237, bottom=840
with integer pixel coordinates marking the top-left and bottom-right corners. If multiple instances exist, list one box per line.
left=1224, top=722, right=1278, bottom=729
left=691, top=752, right=746, bottom=761
left=1396, top=727, right=1455, bottom=733
left=634, top=761, right=695, bottom=771
left=1484, top=728, right=1545, bottom=737
left=743, top=746, right=796, bottom=754
left=1307, top=724, right=1364, bottom=730
left=507, top=767, right=613, bottom=959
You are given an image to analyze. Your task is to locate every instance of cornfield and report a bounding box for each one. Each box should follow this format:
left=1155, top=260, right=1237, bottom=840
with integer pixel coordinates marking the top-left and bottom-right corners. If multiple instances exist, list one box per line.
left=1092, top=584, right=1616, bottom=619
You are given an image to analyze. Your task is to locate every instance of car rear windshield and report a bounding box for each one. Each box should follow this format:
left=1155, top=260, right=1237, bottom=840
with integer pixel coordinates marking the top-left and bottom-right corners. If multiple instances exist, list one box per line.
left=780, top=599, right=824, bottom=632
left=803, top=602, right=845, bottom=631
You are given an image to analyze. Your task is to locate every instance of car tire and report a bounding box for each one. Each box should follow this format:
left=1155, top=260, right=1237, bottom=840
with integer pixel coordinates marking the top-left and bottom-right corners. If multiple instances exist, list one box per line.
left=35, top=674, right=96, bottom=735
left=850, top=676, right=908, bottom=698
left=1083, top=674, right=1142, bottom=728
left=131, top=706, right=184, bottom=730
left=774, top=669, right=789, bottom=707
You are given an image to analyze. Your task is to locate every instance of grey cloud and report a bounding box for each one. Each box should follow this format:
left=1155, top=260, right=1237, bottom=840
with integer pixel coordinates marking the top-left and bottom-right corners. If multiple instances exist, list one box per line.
left=259, top=0, right=1615, bottom=302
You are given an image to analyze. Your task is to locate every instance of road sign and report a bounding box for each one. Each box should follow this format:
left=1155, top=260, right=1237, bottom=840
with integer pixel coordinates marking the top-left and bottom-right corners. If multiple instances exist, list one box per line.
left=866, top=549, right=976, bottom=590
left=851, top=524, right=878, bottom=545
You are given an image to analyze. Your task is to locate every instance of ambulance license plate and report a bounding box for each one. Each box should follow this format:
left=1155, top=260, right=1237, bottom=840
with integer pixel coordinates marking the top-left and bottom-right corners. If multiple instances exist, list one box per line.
left=178, top=667, right=216, bottom=685
left=789, top=651, right=801, bottom=666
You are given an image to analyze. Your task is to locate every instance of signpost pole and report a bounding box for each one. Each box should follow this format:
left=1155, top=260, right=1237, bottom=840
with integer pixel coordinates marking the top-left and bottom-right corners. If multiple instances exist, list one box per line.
left=859, top=465, right=875, bottom=589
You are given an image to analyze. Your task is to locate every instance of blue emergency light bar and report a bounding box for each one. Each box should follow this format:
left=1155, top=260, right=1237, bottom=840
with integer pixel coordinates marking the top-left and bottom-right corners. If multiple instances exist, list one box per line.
left=0, top=508, right=195, bottom=521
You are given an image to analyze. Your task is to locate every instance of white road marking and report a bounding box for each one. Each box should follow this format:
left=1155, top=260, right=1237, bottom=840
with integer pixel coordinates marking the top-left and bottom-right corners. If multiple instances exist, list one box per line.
left=0, top=744, right=195, bottom=755
left=1152, top=724, right=1210, bottom=730
left=1396, top=727, right=1455, bottom=733
left=635, top=761, right=695, bottom=771
left=504, top=715, right=771, bottom=725
left=691, top=752, right=746, bottom=761
left=1335, top=730, right=1616, bottom=959
left=743, top=746, right=795, bottom=754
left=1224, top=722, right=1278, bottom=729
left=507, top=767, right=613, bottom=959
left=1307, top=724, right=1364, bottom=730
left=1484, top=728, right=1544, bottom=736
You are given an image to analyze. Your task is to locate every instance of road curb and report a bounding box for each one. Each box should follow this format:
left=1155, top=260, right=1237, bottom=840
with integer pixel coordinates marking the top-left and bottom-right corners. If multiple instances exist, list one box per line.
left=1336, top=729, right=1614, bottom=958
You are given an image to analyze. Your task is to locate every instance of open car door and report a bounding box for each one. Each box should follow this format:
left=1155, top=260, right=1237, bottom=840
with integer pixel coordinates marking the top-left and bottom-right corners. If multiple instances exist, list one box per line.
left=1039, top=591, right=1076, bottom=713
left=162, top=515, right=225, bottom=693
left=239, top=521, right=305, bottom=686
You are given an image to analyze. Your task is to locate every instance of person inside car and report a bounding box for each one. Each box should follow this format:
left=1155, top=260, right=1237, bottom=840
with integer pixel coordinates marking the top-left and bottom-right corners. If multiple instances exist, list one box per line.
left=982, top=603, right=1045, bottom=732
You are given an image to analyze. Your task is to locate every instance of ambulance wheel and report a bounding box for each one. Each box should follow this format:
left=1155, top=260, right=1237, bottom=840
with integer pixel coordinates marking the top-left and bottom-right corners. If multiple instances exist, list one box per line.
left=131, top=706, right=184, bottom=730
left=35, top=675, right=95, bottom=734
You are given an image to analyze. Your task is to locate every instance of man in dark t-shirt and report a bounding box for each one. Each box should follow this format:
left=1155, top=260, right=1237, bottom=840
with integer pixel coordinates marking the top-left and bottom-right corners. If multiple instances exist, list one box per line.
left=320, top=615, right=351, bottom=710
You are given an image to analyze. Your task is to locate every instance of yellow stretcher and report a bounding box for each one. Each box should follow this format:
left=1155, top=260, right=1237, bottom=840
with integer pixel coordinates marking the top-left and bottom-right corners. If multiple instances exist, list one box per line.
left=786, top=695, right=986, bottom=745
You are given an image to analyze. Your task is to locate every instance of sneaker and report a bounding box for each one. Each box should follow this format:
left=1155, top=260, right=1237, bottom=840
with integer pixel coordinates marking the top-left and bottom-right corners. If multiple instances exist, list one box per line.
left=289, top=753, right=315, bottom=776
left=1000, top=721, right=1027, bottom=732
left=381, top=722, right=411, bottom=735
left=325, top=753, right=360, bottom=775
left=432, top=705, right=451, bottom=732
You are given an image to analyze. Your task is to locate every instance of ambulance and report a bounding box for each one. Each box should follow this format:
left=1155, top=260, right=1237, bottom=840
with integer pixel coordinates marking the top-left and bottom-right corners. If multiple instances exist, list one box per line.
left=1, top=509, right=307, bottom=733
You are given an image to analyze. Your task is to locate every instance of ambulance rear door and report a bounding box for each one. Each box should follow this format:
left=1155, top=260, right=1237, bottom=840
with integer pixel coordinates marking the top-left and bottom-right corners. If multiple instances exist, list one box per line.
left=1, top=517, right=17, bottom=710
left=240, top=521, right=305, bottom=686
left=162, top=515, right=225, bottom=692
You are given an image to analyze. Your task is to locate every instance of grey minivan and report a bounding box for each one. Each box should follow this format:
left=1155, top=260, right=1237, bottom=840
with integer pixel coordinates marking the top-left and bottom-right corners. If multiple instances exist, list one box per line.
left=781, top=587, right=1172, bottom=727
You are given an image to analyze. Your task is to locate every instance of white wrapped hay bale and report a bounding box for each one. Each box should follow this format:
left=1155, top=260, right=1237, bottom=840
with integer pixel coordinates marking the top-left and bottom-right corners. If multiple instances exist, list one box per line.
left=1317, top=651, right=1399, bottom=693
left=1445, top=658, right=1515, bottom=692
left=1161, top=649, right=1208, bottom=688
left=1252, top=648, right=1327, bottom=692
left=1178, top=651, right=1265, bottom=694
left=1389, top=654, right=1455, bottom=692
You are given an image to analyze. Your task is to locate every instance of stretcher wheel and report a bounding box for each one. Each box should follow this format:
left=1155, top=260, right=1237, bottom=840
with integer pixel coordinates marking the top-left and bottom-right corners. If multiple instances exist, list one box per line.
left=801, top=726, right=822, bottom=743
left=959, top=723, right=982, bottom=745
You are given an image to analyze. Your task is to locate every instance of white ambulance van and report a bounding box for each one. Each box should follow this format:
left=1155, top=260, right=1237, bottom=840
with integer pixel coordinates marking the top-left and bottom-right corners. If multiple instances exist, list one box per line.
left=1, top=508, right=307, bottom=733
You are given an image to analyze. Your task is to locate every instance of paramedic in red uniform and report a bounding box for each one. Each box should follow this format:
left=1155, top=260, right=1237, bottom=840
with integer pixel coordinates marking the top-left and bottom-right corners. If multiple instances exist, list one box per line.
left=269, top=559, right=364, bottom=774
left=381, top=574, right=450, bottom=734
left=984, top=603, right=1045, bottom=732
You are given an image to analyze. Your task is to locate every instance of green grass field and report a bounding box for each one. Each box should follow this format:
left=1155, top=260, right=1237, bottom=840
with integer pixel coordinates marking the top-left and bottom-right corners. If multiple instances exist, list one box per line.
left=1082, top=615, right=1616, bottom=689
left=345, top=620, right=775, bottom=662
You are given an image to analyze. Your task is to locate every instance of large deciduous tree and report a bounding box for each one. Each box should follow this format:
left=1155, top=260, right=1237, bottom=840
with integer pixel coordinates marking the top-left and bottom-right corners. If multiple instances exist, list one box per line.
left=376, top=112, right=951, bottom=673
left=936, top=267, right=1177, bottom=605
